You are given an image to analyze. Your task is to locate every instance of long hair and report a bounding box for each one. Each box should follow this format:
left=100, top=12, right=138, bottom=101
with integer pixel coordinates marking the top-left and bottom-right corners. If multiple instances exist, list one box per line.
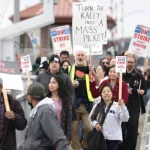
left=91, top=84, right=113, bottom=123
left=95, top=64, right=108, bottom=77
left=47, top=75, right=72, bottom=108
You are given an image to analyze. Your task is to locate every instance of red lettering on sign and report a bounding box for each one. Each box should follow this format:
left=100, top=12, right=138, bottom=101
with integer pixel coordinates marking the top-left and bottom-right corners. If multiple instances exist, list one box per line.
left=53, top=35, right=69, bottom=42
left=134, top=33, right=150, bottom=42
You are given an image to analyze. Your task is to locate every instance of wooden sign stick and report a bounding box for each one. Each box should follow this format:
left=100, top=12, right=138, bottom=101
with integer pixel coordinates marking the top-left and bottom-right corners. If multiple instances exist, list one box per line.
left=2, top=88, right=10, bottom=111
left=89, top=47, right=92, bottom=65
left=144, top=56, right=148, bottom=74
left=119, top=72, right=123, bottom=100
left=27, top=72, right=32, bottom=86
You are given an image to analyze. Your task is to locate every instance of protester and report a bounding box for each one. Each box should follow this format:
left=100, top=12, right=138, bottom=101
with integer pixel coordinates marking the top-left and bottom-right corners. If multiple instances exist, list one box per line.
left=105, top=51, right=113, bottom=62
left=90, top=64, right=108, bottom=104
left=18, top=82, right=69, bottom=150
left=47, top=75, right=72, bottom=141
left=60, top=51, right=70, bottom=62
left=15, top=52, right=21, bottom=71
left=70, top=48, right=94, bottom=150
left=35, top=60, right=49, bottom=75
left=60, top=60, right=71, bottom=75
left=90, top=66, right=129, bottom=104
left=36, top=54, right=74, bottom=99
left=99, top=58, right=109, bottom=67
left=32, top=57, right=41, bottom=75
left=122, top=55, right=147, bottom=150
left=143, top=69, right=150, bottom=105
left=110, top=58, right=116, bottom=67
left=0, top=77, right=27, bottom=150
left=90, top=84, right=129, bottom=150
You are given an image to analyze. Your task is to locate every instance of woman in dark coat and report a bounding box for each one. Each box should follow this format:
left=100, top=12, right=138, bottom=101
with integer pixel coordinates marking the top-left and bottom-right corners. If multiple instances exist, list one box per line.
left=47, top=75, right=72, bottom=142
left=90, top=66, right=129, bottom=104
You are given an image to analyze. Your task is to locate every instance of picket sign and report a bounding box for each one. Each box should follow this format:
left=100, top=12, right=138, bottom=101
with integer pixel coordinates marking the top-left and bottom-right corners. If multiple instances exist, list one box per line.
left=128, top=25, right=150, bottom=57
left=2, top=88, right=10, bottom=111
left=20, top=55, right=32, bottom=86
left=50, top=25, right=72, bottom=54
left=72, top=1, right=107, bottom=55
left=115, top=56, right=126, bottom=104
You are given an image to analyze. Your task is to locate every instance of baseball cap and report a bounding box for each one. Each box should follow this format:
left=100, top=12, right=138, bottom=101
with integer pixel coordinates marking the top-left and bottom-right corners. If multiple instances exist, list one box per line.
left=49, top=54, right=60, bottom=64
left=27, top=82, right=46, bottom=99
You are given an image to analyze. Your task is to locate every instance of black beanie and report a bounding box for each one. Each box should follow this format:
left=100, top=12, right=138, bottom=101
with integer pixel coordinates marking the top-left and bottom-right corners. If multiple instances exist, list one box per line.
left=39, top=61, right=49, bottom=70
left=49, top=54, right=60, bottom=64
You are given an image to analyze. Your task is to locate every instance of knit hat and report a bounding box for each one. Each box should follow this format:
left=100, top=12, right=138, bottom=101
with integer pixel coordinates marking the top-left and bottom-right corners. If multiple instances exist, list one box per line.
left=39, top=61, right=49, bottom=70
left=49, top=54, right=60, bottom=64
left=27, top=82, right=46, bottom=100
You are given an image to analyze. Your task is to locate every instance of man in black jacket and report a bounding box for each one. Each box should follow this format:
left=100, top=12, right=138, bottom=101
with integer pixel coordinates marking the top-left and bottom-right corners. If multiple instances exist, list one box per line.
left=0, top=77, right=27, bottom=150
left=36, top=54, right=74, bottom=98
left=122, top=55, right=147, bottom=150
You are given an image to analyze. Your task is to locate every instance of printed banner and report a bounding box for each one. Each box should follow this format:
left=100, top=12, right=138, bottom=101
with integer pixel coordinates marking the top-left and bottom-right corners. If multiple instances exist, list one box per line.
left=20, top=55, right=32, bottom=73
left=50, top=25, right=72, bottom=54
left=115, top=56, right=126, bottom=73
left=0, top=61, right=23, bottom=91
left=105, top=42, right=117, bottom=56
left=128, top=25, right=150, bottom=57
left=28, top=31, right=38, bottom=44
left=73, top=2, right=107, bottom=50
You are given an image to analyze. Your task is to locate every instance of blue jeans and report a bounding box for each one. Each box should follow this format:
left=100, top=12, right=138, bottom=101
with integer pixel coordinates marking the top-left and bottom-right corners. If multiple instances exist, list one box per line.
left=143, top=89, right=150, bottom=105
left=106, top=140, right=120, bottom=150
left=78, top=120, right=83, bottom=142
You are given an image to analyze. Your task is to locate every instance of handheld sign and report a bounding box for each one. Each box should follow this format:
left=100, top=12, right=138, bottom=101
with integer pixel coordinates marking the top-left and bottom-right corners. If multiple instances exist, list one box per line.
left=2, top=88, right=10, bottom=111
left=20, top=55, right=32, bottom=73
left=50, top=25, right=72, bottom=54
left=115, top=56, right=126, bottom=73
left=128, top=25, right=150, bottom=57
left=115, top=56, right=126, bottom=100
left=0, top=61, right=23, bottom=91
left=20, top=55, right=32, bottom=86
left=72, top=2, right=107, bottom=54
left=28, top=31, right=38, bottom=44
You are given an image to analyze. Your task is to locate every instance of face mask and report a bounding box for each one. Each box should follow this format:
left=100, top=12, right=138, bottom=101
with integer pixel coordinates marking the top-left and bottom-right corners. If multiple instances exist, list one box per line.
left=28, top=101, right=33, bottom=109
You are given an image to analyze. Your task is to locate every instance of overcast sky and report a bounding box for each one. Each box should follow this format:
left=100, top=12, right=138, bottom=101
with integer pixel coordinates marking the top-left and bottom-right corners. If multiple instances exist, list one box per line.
left=0, top=0, right=150, bottom=38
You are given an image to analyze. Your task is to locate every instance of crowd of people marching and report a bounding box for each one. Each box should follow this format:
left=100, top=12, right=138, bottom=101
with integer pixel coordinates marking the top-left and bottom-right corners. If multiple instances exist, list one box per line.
left=0, top=48, right=149, bottom=150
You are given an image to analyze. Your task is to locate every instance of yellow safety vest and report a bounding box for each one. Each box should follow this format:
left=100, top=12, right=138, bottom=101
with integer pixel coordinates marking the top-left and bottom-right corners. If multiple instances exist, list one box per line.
left=70, top=65, right=93, bottom=102
left=68, top=66, right=71, bottom=75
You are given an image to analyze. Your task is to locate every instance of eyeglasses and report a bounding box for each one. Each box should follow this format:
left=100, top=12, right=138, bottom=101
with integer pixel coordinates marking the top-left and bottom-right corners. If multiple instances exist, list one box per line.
left=127, top=61, right=135, bottom=64
left=101, top=62, right=109, bottom=65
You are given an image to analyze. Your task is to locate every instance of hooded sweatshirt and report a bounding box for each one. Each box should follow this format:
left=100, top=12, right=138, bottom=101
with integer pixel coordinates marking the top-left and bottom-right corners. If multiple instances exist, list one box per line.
left=18, top=97, right=69, bottom=150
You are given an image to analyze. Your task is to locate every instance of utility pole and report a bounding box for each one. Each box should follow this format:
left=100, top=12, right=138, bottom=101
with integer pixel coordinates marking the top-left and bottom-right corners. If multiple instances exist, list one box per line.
left=14, top=0, right=20, bottom=57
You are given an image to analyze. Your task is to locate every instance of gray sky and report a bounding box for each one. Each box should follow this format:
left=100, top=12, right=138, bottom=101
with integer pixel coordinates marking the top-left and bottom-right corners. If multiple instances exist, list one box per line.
left=0, top=0, right=150, bottom=38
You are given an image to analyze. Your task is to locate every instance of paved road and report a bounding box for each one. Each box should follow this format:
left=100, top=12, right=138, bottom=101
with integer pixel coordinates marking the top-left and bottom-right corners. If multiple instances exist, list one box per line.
left=136, top=114, right=145, bottom=150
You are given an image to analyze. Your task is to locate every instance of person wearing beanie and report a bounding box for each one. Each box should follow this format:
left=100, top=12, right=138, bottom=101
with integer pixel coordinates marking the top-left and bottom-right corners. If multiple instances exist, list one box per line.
left=18, top=82, right=69, bottom=150
left=38, top=61, right=49, bottom=74
left=36, top=54, right=75, bottom=100
left=0, top=77, right=27, bottom=150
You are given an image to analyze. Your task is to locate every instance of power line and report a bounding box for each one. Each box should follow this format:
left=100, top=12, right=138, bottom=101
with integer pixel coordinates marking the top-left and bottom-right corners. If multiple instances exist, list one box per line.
left=0, top=0, right=7, bottom=20
left=0, top=0, right=10, bottom=27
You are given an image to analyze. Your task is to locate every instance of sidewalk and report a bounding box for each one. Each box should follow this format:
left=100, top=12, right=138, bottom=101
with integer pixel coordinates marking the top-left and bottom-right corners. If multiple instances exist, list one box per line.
left=136, top=114, right=146, bottom=150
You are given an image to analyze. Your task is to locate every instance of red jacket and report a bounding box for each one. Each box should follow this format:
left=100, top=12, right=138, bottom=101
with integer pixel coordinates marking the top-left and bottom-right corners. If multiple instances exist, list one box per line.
left=90, top=78, right=129, bottom=104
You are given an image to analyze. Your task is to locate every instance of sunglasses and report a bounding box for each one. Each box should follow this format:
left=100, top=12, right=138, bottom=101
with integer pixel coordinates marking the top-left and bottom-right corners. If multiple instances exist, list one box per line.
left=101, top=62, right=109, bottom=65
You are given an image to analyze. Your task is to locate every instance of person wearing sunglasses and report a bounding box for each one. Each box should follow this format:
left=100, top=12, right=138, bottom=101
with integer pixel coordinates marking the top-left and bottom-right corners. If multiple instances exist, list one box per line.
left=99, top=58, right=110, bottom=67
